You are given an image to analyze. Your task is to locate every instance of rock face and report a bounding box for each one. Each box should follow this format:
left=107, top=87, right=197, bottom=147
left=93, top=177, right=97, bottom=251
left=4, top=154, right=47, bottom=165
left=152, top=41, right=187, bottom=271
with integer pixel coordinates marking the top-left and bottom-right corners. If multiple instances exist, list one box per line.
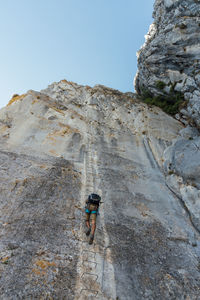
left=135, top=0, right=200, bottom=127
left=0, top=80, right=200, bottom=299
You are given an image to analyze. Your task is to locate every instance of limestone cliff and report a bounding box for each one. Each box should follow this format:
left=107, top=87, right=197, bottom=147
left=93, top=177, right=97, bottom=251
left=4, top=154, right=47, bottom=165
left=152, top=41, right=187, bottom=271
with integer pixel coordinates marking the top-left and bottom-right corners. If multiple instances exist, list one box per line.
left=135, top=1, right=200, bottom=269
left=0, top=80, right=199, bottom=299
left=135, top=0, right=200, bottom=128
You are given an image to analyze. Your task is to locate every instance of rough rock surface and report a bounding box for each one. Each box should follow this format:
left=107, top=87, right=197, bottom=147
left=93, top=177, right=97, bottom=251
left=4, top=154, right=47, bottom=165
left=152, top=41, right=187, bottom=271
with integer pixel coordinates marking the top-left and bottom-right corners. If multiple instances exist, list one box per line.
left=0, top=80, right=200, bottom=299
left=135, top=0, right=200, bottom=127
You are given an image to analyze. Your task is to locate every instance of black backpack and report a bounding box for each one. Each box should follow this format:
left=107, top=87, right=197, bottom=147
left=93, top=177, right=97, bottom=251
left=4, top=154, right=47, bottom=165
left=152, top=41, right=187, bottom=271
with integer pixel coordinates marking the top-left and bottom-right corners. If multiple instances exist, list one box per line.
left=88, top=193, right=101, bottom=206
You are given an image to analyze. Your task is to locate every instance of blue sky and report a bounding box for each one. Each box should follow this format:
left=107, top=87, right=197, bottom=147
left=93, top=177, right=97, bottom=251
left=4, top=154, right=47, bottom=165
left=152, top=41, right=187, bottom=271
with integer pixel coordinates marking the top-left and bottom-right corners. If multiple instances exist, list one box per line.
left=0, top=0, right=154, bottom=108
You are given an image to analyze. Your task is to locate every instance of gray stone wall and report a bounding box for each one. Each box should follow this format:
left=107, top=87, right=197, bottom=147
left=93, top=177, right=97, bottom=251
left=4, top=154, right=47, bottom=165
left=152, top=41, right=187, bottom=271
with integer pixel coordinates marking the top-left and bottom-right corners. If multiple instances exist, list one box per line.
left=135, top=0, right=200, bottom=127
left=0, top=81, right=199, bottom=299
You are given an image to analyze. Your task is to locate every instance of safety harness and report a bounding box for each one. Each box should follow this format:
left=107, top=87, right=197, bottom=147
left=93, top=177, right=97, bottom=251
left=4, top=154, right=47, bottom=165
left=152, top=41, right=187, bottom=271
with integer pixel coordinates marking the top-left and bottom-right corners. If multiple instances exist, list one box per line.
left=85, top=193, right=101, bottom=214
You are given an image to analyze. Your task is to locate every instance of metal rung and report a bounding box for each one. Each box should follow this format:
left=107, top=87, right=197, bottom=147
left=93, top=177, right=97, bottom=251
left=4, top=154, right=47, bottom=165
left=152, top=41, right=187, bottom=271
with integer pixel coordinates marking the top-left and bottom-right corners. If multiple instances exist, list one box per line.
left=80, top=289, right=98, bottom=297
left=83, top=260, right=97, bottom=268
left=81, top=272, right=98, bottom=281
left=82, top=250, right=97, bottom=256
left=81, top=240, right=91, bottom=243
left=81, top=273, right=99, bottom=290
left=63, top=283, right=76, bottom=290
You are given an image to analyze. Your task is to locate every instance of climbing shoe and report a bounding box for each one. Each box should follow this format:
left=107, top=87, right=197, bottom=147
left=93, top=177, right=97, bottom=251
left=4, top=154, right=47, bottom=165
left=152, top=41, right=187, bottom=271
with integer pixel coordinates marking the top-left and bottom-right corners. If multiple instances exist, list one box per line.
left=89, top=234, right=94, bottom=245
left=85, top=227, right=91, bottom=236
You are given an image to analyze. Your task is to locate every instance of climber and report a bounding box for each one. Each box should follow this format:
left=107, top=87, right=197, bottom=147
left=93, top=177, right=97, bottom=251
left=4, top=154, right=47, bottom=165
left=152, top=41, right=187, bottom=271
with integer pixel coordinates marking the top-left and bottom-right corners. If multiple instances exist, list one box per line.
left=85, top=193, right=101, bottom=245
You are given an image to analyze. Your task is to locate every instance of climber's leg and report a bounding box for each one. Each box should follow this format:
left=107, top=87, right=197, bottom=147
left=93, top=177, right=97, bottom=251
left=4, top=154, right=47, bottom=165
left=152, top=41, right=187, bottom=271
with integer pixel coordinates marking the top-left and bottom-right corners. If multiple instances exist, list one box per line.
left=89, top=214, right=96, bottom=244
left=91, top=219, right=96, bottom=236
left=85, top=213, right=91, bottom=236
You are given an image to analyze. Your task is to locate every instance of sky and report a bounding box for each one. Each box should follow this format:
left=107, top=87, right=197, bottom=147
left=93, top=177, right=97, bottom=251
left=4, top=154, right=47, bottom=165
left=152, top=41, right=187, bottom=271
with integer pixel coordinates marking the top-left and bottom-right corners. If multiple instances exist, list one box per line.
left=0, top=0, right=154, bottom=108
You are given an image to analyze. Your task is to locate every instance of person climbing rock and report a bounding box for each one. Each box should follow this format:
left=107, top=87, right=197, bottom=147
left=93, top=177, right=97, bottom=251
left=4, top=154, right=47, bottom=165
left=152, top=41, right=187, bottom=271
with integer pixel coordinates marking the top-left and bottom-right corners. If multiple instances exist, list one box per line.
left=85, top=193, right=101, bottom=245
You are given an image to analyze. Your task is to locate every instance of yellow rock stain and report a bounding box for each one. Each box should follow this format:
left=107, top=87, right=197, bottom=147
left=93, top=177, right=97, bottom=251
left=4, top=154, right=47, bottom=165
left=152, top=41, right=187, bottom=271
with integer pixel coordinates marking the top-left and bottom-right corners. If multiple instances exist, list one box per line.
left=35, top=260, right=56, bottom=269
left=7, top=94, right=26, bottom=106
left=1, top=256, right=10, bottom=263
left=32, top=99, right=39, bottom=105
left=32, top=259, right=57, bottom=277
left=48, top=105, right=65, bottom=116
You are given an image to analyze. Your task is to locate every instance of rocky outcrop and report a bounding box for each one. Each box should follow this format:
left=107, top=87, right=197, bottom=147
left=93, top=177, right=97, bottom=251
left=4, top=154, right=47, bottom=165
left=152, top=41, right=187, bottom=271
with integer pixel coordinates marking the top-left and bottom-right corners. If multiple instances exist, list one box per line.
left=135, top=0, right=200, bottom=127
left=0, top=80, right=200, bottom=299
left=135, top=0, right=200, bottom=255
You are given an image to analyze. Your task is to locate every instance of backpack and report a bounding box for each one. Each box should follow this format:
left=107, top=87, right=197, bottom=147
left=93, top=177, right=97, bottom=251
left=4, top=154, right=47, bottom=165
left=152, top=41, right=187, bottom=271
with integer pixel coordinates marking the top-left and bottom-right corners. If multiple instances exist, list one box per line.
left=87, top=193, right=101, bottom=207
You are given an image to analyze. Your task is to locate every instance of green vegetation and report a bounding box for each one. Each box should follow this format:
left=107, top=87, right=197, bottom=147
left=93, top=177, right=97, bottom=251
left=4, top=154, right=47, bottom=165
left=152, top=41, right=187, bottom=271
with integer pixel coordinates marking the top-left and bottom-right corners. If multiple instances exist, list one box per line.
left=179, top=23, right=187, bottom=30
left=141, top=85, right=186, bottom=116
left=175, top=23, right=187, bottom=30
left=156, top=81, right=166, bottom=90
left=168, top=170, right=174, bottom=175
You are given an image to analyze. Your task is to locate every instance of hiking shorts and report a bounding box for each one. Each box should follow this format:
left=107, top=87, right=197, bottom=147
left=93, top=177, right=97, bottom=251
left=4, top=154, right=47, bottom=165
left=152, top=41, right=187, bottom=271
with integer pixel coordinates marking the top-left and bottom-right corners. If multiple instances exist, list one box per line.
left=85, top=204, right=98, bottom=223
